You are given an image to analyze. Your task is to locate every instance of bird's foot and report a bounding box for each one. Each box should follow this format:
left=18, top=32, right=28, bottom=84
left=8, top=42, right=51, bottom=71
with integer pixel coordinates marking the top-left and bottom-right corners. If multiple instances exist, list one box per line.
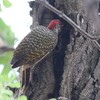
left=19, top=85, right=29, bottom=95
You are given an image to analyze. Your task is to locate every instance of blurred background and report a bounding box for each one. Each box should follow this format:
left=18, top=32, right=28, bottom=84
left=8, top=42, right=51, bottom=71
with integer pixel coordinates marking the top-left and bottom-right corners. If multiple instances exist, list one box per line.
left=0, top=0, right=32, bottom=74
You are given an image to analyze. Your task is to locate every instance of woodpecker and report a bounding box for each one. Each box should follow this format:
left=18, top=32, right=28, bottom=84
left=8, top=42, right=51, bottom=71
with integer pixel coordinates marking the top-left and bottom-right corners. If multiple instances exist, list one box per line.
left=11, top=19, right=61, bottom=92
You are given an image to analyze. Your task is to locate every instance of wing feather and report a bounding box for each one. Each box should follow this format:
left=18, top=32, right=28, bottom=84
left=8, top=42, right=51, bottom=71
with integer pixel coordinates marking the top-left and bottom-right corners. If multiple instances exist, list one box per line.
left=11, top=26, right=57, bottom=68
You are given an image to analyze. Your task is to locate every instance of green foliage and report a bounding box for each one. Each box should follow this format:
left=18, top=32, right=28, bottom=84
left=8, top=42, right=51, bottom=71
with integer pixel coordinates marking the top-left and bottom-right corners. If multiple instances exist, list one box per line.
left=0, top=15, right=15, bottom=74
left=0, top=52, right=13, bottom=74
left=0, top=1, right=27, bottom=100
left=0, top=70, right=27, bottom=100
left=0, top=6, right=2, bottom=12
left=0, top=0, right=12, bottom=12
left=0, top=22, right=27, bottom=100
left=0, top=18, right=15, bottom=46
left=2, top=0, right=12, bottom=8
left=0, top=1, right=14, bottom=73
left=0, top=0, right=15, bottom=84
left=17, top=96, right=27, bottom=100
left=0, top=18, right=15, bottom=74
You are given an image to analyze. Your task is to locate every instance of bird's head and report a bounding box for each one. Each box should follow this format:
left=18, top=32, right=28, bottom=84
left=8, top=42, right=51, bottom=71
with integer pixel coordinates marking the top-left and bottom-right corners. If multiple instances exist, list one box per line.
left=48, top=19, right=61, bottom=33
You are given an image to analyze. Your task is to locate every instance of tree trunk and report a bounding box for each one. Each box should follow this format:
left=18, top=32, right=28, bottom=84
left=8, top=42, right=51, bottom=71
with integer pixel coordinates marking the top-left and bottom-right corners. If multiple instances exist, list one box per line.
left=18, top=0, right=100, bottom=100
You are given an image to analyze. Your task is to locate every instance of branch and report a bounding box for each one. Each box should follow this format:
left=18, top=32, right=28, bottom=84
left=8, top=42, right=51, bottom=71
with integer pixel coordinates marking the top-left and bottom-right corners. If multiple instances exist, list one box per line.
left=36, top=0, right=100, bottom=51
left=0, top=46, right=14, bottom=54
left=36, top=0, right=100, bottom=40
left=93, top=40, right=100, bottom=51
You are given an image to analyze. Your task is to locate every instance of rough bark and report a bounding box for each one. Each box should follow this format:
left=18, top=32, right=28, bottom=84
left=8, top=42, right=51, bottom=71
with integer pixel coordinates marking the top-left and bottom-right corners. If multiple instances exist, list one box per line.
left=17, top=0, right=100, bottom=100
